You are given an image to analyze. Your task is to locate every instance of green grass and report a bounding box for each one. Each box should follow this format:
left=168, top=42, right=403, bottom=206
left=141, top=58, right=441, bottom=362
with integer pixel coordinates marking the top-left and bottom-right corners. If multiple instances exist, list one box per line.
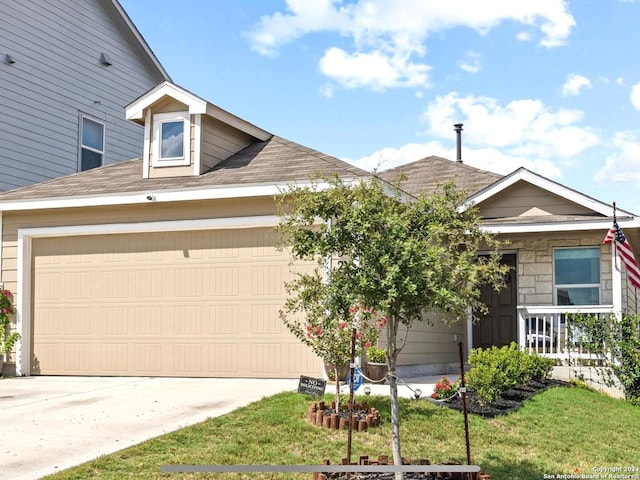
left=44, top=385, right=640, bottom=480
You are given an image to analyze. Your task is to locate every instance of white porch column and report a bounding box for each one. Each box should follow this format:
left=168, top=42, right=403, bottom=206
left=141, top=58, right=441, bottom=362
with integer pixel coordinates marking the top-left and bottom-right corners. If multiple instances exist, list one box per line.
left=466, top=307, right=473, bottom=356
left=612, top=243, right=623, bottom=322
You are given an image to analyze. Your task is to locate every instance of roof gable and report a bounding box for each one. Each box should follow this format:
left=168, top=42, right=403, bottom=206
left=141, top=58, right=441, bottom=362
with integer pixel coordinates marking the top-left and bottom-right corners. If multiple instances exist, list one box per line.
left=125, top=81, right=270, bottom=141
left=467, top=167, right=633, bottom=218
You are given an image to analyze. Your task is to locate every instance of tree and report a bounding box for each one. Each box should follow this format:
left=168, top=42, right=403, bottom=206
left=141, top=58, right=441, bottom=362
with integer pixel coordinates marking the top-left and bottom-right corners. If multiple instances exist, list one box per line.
left=280, top=270, right=383, bottom=410
left=277, top=175, right=506, bottom=478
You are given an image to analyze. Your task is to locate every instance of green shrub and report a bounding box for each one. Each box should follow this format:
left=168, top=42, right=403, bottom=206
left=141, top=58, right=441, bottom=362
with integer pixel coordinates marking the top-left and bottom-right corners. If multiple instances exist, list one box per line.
left=524, top=352, right=555, bottom=381
left=466, top=363, right=507, bottom=405
left=467, top=342, right=555, bottom=405
left=611, top=314, right=640, bottom=404
left=568, top=312, right=640, bottom=405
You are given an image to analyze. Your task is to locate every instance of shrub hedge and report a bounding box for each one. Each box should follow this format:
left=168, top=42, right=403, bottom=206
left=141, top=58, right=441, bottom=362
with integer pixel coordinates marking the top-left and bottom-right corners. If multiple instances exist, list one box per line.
left=466, top=342, right=555, bottom=405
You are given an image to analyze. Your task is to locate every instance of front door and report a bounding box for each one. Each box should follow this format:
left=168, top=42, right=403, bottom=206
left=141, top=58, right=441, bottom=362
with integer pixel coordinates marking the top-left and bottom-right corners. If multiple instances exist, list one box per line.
left=472, top=254, right=517, bottom=349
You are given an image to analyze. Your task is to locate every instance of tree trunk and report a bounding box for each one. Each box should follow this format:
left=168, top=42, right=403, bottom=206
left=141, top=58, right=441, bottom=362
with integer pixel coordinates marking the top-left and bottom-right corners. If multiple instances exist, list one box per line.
left=334, top=367, right=341, bottom=411
left=387, top=312, right=404, bottom=480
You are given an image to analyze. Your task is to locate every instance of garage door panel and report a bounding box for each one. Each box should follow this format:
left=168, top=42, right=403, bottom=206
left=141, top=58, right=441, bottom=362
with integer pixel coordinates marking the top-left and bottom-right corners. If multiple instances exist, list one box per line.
left=207, top=305, right=239, bottom=334
left=31, top=228, right=322, bottom=378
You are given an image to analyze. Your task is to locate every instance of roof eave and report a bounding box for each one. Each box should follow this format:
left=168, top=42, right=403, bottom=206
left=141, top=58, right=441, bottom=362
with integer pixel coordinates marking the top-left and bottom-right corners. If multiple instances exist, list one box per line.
left=104, top=0, right=171, bottom=82
left=0, top=177, right=365, bottom=212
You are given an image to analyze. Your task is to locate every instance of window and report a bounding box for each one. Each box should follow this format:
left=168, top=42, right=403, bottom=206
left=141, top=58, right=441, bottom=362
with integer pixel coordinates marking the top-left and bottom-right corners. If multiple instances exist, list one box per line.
left=80, top=115, right=105, bottom=171
left=152, top=112, right=189, bottom=166
left=553, top=247, right=601, bottom=305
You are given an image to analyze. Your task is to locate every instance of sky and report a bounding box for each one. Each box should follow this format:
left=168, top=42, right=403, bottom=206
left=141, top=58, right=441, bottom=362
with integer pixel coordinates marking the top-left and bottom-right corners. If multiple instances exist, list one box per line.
left=120, top=0, right=640, bottom=214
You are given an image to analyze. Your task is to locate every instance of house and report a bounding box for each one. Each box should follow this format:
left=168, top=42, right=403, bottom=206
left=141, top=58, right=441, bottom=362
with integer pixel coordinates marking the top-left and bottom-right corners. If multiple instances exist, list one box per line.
left=1, top=80, right=639, bottom=379
left=380, top=158, right=640, bottom=373
left=0, top=81, right=369, bottom=378
left=0, top=0, right=170, bottom=192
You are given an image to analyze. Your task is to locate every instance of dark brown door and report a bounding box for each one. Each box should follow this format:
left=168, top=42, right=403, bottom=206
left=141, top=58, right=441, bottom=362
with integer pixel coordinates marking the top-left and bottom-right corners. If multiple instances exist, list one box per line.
left=472, top=254, right=517, bottom=349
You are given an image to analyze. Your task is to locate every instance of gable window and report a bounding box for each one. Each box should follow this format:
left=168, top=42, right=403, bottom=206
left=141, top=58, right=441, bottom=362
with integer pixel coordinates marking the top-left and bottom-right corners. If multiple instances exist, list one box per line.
left=152, top=112, right=189, bottom=166
left=80, top=115, right=105, bottom=171
left=553, top=247, right=601, bottom=305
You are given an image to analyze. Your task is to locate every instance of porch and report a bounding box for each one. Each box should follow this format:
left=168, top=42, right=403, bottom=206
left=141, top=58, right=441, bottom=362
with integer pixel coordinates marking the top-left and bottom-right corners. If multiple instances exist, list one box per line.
left=516, top=304, right=614, bottom=365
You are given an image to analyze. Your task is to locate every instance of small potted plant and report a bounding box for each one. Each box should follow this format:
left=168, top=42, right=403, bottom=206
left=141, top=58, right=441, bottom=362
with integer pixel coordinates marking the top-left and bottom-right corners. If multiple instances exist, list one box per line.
left=0, top=288, right=20, bottom=375
left=365, top=345, right=388, bottom=382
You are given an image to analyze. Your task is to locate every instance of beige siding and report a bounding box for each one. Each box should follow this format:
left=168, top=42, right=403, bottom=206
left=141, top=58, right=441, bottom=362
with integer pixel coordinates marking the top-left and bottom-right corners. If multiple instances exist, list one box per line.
left=479, top=183, right=594, bottom=219
left=152, top=98, right=189, bottom=114
left=393, top=313, right=464, bottom=367
left=30, top=227, right=320, bottom=377
left=200, top=116, right=255, bottom=171
left=148, top=165, right=194, bottom=178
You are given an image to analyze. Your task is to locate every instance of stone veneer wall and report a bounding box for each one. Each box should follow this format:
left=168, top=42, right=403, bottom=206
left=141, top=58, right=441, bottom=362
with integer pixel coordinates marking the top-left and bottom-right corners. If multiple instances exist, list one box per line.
left=504, top=231, right=613, bottom=308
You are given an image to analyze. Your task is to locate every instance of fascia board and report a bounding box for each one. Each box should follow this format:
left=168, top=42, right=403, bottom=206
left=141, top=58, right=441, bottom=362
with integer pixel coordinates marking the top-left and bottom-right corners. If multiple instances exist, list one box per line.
left=481, top=217, right=640, bottom=234
left=0, top=179, right=362, bottom=212
left=126, top=82, right=207, bottom=120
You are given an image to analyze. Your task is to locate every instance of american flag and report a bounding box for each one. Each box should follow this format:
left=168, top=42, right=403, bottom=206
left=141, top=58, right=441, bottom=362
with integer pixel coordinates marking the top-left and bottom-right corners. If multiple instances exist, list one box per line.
left=603, top=221, right=640, bottom=290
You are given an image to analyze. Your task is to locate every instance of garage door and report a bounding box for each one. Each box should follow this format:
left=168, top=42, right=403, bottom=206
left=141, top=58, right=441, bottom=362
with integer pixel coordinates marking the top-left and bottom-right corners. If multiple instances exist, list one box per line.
left=31, top=228, right=321, bottom=378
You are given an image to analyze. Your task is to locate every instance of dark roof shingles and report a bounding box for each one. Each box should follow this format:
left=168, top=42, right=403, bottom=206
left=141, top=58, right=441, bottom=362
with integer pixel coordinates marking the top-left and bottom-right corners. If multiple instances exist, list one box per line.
left=0, top=136, right=368, bottom=201
left=378, top=156, right=502, bottom=197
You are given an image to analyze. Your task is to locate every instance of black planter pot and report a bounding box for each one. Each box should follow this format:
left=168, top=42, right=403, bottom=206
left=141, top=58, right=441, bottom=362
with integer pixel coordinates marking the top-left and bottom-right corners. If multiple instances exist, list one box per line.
left=364, top=362, right=388, bottom=383
left=324, top=363, right=350, bottom=381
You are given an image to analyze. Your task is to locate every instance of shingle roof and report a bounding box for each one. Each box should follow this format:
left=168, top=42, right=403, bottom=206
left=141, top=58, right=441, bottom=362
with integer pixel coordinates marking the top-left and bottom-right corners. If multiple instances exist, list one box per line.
left=0, top=136, right=369, bottom=201
left=377, top=156, right=503, bottom=197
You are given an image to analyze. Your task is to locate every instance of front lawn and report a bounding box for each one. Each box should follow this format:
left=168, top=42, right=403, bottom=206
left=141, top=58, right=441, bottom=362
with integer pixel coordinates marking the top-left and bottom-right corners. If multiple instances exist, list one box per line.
left=45, top=385, right=640, bottom=480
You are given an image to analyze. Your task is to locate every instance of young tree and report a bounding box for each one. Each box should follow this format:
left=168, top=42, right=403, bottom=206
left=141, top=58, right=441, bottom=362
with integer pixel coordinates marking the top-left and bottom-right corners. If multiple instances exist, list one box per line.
left=277, top=176, right=506, bottom=478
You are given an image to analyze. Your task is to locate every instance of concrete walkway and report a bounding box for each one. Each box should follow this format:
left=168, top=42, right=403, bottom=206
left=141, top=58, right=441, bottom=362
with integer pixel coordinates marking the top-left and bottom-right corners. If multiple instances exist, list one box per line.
left=0, top=376, right=297, bottom=480
left=0, top=374, right=440, bottom=480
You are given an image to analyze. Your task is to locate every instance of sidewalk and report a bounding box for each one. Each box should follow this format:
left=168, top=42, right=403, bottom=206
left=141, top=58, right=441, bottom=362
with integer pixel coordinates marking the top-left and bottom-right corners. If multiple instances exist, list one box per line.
left=339, top=373, right=442, bottom=399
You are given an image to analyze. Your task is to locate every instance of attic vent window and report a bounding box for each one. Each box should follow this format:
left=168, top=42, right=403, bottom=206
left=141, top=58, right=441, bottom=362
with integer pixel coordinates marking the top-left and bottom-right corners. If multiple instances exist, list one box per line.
left=152, top=111, right=189, bottom=167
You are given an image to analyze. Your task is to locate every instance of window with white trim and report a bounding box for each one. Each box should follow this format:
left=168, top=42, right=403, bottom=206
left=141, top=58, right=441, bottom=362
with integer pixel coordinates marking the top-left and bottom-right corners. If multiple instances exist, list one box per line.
left=80, top=115, right=105, bottom=171
left=553, top=246, right=601, bottom=305
left=152, top=112, right=189, bottom=166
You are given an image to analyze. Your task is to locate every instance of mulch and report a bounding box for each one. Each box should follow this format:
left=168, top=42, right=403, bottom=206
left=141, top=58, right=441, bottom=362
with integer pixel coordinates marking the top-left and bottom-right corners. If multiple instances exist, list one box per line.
left=433, top=378, right=569, bottom=417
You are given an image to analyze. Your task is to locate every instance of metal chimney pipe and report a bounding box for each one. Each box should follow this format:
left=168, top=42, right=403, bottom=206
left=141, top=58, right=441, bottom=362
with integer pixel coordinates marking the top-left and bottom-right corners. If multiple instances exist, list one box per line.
left=454, top=123, right=463, bottom=163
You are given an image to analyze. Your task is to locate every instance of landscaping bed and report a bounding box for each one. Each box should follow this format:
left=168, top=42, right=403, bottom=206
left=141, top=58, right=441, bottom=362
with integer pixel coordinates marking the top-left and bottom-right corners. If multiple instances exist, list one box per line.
left=308, top=401, right=382, bottom=430
left=436, top=378, right=569, bottom=417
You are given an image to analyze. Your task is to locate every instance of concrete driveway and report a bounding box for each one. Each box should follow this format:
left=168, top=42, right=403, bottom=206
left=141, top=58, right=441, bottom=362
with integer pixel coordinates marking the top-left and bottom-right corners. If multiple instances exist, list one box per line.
left=0, top=376, right=298, bottom=480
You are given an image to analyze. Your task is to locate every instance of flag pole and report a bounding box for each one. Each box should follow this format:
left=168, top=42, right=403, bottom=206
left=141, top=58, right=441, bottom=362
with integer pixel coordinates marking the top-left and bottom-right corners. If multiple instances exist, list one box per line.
left=613, top=202, right=618, bottom=271
left=611, top=202, right=623, bottom=323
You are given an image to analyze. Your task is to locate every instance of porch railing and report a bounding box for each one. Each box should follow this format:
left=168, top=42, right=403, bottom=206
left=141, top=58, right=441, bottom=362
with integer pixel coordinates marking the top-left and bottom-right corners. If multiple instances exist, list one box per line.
left=516, top=305, right=615, bottom=365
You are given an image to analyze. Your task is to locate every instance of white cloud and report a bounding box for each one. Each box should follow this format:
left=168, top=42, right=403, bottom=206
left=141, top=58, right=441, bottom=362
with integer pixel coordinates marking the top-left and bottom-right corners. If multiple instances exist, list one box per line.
left=594, top=131, right=640, bottom=185
left=319, top=47, right=431, bottom=90
left=319, top=83, right=334, bottom=98
left=421, top=92, right=599, bottom=162
left=457, top=51, right=481, bottom=74
left=345, top=92, right=598, bottom=180
left=516, top=31, right=533, bottom=42
left=248, top=0, right=575, bottom=91
left=561, top=73, right=592, bottom=97
left=631, top=82, right=640, bottom=110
